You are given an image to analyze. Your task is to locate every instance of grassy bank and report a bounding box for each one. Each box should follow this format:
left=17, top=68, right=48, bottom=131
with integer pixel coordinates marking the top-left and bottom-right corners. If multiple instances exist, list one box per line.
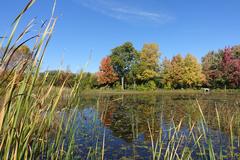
left=79, top=88, right=240, bottom=95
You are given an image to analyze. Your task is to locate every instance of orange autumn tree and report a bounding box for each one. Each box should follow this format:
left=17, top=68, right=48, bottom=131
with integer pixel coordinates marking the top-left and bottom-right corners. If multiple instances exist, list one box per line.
left=97, top=56, right=119, bottom=86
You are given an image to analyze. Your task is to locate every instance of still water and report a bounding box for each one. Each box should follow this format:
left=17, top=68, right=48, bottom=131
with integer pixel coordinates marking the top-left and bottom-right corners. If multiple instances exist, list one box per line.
left=61, top=92, right=240, bottom=159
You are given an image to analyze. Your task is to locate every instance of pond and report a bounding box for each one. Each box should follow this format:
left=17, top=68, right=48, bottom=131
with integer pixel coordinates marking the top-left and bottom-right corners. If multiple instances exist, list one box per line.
left=60, top=92, right=240, bottom=159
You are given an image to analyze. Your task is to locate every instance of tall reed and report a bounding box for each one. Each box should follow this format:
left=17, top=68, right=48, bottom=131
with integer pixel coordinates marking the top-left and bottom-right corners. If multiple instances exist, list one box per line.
left=0, top=1, right=82, bottom=159
left=0, top=1, right=239, bottom=160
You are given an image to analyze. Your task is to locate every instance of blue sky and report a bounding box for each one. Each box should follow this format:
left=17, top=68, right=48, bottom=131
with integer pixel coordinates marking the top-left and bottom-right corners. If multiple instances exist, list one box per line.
left=0, top=0, right=240, bottom=73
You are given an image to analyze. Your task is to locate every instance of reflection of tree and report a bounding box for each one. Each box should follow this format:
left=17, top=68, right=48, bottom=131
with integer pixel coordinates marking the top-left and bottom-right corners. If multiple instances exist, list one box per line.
left=81, top=93, right=240, bottom=141
left=97, top=95, right=162, bottom=142
left=99, top=95, right=137, bottom=142
left=100, top=100, right=116, bottom=127
left=110, top=104, right=134, bottom=142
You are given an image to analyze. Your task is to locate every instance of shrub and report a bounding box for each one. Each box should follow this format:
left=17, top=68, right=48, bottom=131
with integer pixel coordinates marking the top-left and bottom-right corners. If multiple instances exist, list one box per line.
left=146, top=80, right=157, bottom=90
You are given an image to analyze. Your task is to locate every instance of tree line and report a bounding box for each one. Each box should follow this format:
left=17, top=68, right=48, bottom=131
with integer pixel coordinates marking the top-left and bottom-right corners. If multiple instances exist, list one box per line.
left=1, top=43, right=239, bottom=90
left=96, top=42, right=240, bottom=90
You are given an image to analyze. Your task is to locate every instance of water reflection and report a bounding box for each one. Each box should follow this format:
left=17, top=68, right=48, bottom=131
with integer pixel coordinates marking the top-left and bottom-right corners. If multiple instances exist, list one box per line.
left=65, top=93, right=240, bottom=159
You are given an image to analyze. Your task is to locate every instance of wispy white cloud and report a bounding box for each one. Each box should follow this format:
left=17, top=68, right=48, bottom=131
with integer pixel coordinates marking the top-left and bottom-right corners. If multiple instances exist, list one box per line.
left=72, top=0, right=174, bottom=24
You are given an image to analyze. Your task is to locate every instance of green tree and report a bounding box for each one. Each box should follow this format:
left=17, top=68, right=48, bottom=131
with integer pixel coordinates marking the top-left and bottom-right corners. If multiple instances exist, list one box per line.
left=110, top=42, right=137, bottom=90
left=42, top=70, right=76, bottom=88
left=126, top=51, right=140, bottom=89
left=137, top=43, right=160, bottom=82
left=80, top=72, right=98, bottom=89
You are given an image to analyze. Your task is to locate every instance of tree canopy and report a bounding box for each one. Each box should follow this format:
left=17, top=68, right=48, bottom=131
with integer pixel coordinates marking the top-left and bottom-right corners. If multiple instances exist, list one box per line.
left=160, top=54, right=204, bottom=89
left=34, top=43, right=240, bottom=90
left=0, top=45, right=32, bottom=71
left=202, top=46, right=240, bottom=88
left=110, top=42, right=137, bottom=89
left=97, top=56, right=119, bottom=86
left=137, top=43, right=160, bottom=82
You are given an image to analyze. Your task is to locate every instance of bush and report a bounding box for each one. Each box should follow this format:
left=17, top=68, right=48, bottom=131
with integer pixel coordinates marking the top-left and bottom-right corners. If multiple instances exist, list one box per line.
left=135, top=84, right=148, bottom=91
left=163, top=82, right=172, bottom=89
left=146, top=80, right=157, bottom=90
left=114, top=81, right=122, bottom=90
left=135, top=81, right=157, bottom=91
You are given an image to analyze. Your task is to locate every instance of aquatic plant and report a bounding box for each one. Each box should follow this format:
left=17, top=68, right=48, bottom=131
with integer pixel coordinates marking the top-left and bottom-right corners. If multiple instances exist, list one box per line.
left=0, top=1, right=239, bottom=160
left=0, top=1, right=82, bottom=159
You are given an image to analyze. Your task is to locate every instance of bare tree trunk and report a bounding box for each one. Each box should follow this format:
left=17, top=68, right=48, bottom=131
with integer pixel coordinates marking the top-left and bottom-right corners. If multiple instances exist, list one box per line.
left=121, top=77, right=124, bottom=90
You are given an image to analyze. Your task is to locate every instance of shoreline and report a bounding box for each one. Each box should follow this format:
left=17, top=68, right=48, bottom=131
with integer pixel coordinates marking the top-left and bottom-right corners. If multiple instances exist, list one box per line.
left=79, top=89, right=240, bottom=95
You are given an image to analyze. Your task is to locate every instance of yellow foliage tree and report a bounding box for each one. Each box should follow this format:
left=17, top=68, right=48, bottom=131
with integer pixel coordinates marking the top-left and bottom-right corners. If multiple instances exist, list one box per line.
left=161, top=54, right=205, bottom=88
left=137, top=43, right=160, bottom=81
left=183, top=54, right=205, bottom=87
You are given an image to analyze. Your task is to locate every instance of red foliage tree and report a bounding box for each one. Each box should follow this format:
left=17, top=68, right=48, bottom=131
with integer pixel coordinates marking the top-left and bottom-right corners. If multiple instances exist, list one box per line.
left=221, top=47, right=240, bottom=88
left=97, top=56, right=119, bottom=86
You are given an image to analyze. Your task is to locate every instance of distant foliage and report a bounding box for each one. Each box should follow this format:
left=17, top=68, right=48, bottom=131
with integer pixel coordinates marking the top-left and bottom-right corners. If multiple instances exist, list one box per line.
left=97, top=56, right=119, bottom=86
left=37, top=43, right=240, bottom=90
left=0, top=45, right=32, bottom=71
left=232, top=45, right=240, bottom=58
left=0, top=45, right=33, bottom=84
left=183, top=54, right=205, bottom=88
left=161, top=58, right=173, bottom=89
left=95, top=42, right=240, bottom=90
left=110, top=42, right=137, bottom=78
left=126, top=51, right=140, bottom=88
left=202, top=50, right=223, bottom=88
left=110, top=42, right=138, bottom=89
left=202, top=46, right=240, bottom=89
left=39, top=70, right=98, bottom=89
left=220, top=48, right=240, bottom=88
left=171, top=54, right=185, bottom=88
left=40, top=70, right=76, bottom=88
left=161, top=54, right=204, bottom=89
left=80, top=72, right=98, bottom=89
